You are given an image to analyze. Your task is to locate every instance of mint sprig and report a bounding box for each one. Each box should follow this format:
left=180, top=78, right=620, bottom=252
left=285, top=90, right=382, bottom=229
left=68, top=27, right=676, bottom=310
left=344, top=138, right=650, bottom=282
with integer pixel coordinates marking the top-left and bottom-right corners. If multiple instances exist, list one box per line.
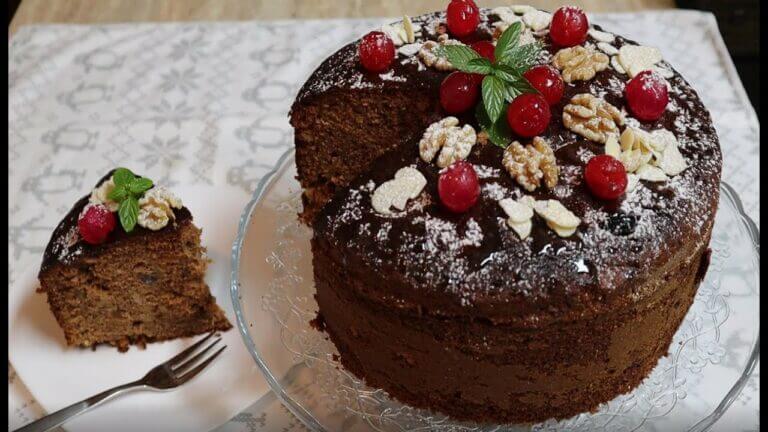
left=476, top=103, right=513, bottom=148
left=107, top=167, right=154, bottom=232
left=436, top=22, right=543, bottom=149
left=481, top=75, right=506, bottom=123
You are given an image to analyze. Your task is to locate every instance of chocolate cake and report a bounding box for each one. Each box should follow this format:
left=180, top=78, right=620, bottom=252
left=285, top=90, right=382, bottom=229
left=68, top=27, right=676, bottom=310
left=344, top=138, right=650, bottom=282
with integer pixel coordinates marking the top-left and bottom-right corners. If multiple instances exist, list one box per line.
left=38, top=169, right=231, bottom=352
left=291, top=4, right=721, bottom=424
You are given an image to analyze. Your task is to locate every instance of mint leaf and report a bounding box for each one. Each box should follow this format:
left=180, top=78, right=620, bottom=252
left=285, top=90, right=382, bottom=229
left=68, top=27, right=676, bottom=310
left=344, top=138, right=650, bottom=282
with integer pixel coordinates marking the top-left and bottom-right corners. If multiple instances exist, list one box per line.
left=113, top=168, right=135, bottom=187
left=118, top=197, right=139, bottom=232
left=476, top=103, right=512, bottom=149
left=107, top=185, right=129, bottom=202
left=497, top=40, right=543, bottom=73
left=492, top=64, right=538, bottom=101
left=436, top=45, right=481, bottom=71
left=481, top=75, right=506, bottom=123
left=492, top=63, right=526, bottom=85
left=494, top=22, right=523, bottom=62
left=464, top=57, right=493, bottom=75
left=128, top=177, right=153, bottom=195
left=505, top=81, right=539, bottom=101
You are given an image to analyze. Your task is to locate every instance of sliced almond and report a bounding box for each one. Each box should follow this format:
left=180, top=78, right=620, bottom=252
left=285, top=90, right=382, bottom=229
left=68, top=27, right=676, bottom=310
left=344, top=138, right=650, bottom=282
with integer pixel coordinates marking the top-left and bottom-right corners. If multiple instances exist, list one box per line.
left=619, top=149, right=645, bottom=173
left=658, top=140, right=687, bottom=175
left=371, top=167, right=427, bottom=214
left=522, top=10, right=551, bottom=31
left=610, top=55, right=626, bottom=74
left=588, top=28, right=615, bottom=43
left=534, top=199, right=580, bottom=229
left=398, top=42, right=422, bottom=57
left=512, top=5, right=536, bottom=14
left=499, top=197, right=535, bottom=240
left=652, top=65, right=674, bottom=79
left=636, top=164, right=668, bottom=182
left=551, top=225, right=578, bottom=238
left=605, top=134, right=621, bottom=157
left=626, top=173, right=640, bottom=192
left=597, top=42, right=618, bottom=56
left=519, top=195, right=536, bottom=209
left=617, top=45, right=662, bottom=78
left=499, top=198, right=534, bottom=223
left=403, top=15, right=415, bottom=43
left=509, top=219, right=533, bottom=240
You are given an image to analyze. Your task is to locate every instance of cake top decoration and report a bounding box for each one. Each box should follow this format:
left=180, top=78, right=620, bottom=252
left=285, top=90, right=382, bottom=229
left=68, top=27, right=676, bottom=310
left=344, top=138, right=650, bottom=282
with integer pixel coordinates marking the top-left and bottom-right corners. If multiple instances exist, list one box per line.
left=81, top=168, right=183, bottom=244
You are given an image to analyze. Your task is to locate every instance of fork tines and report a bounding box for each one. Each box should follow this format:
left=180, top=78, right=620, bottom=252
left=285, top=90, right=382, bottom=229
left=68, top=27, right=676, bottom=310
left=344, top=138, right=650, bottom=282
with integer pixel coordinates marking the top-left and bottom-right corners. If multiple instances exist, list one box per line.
left=167, top=332, right=227, bottom=383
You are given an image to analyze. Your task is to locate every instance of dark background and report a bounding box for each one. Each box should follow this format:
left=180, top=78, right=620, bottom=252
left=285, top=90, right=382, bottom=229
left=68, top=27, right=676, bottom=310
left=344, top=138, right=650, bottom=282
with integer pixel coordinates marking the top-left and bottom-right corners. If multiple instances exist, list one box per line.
left=7, top=0, right=760, bottom=117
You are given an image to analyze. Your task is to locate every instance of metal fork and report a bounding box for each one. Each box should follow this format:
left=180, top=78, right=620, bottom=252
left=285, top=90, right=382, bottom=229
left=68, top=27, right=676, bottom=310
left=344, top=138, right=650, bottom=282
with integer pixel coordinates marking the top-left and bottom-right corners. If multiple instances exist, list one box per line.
left=14, top=332, right=227, bottom=432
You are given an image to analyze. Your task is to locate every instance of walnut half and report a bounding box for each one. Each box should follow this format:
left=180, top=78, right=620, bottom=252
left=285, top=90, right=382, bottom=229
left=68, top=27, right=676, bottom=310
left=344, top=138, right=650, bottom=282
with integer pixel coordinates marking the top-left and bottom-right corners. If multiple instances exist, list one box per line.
left=502, top=137, right=559, bottom=192
left=418, top=34, right=463, bottom=71
left=418, top=117, right=477, bottom=168
left=552, top=45, right=609, bottom=83
left=563, top=93, right=624, bottom=144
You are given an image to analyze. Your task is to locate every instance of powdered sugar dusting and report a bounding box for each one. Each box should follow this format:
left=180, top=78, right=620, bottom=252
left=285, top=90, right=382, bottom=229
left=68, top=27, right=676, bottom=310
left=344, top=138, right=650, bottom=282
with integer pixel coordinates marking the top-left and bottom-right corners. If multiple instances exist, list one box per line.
left=310, top=9, right=721, bottom=315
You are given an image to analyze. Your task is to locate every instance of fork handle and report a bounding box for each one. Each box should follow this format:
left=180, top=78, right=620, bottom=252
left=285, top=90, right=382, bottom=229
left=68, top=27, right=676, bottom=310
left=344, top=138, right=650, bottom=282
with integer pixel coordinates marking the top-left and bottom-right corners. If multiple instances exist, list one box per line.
left=14, top=381, right=145, bottom=432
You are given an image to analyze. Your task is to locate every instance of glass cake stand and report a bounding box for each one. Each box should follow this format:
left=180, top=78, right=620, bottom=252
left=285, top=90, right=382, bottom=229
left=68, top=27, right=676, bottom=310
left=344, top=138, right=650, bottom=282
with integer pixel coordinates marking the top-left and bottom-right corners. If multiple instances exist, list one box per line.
left=231, top=148, right=759, bottom=432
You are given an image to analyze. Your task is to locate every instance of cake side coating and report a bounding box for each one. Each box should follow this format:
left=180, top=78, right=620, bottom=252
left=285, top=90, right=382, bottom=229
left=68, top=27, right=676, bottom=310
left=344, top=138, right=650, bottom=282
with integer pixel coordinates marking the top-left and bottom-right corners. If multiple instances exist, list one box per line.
left=313, top=234, right=711, bottom=423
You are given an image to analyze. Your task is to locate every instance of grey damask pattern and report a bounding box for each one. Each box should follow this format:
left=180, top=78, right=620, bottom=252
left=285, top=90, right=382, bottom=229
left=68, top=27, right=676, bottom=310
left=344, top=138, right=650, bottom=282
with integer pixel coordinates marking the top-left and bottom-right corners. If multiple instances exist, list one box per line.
left=8, top=11, right=759, bottom=432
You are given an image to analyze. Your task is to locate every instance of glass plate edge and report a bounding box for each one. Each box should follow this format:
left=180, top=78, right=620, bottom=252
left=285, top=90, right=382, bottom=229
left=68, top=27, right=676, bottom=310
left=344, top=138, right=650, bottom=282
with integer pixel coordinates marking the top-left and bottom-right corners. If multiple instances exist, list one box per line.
left=229, top=147, right=760, bottom=432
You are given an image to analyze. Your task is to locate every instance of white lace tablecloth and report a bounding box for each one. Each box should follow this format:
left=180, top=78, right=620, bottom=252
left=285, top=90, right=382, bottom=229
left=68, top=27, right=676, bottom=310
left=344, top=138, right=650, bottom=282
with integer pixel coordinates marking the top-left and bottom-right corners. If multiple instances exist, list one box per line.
left=8, top=10, right=759, bottom=432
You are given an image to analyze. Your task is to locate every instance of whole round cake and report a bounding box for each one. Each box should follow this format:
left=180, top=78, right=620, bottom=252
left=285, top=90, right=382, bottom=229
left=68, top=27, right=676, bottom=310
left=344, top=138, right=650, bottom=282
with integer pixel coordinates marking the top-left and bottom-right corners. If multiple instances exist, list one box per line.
left=290, top=2, right=721, bottom=424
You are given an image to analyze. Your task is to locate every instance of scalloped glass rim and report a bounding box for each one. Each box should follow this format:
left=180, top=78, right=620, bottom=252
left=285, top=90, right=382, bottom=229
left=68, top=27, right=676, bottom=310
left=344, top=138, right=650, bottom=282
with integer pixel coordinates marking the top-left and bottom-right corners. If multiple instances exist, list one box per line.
left=230, top=147, right=760, bottom=432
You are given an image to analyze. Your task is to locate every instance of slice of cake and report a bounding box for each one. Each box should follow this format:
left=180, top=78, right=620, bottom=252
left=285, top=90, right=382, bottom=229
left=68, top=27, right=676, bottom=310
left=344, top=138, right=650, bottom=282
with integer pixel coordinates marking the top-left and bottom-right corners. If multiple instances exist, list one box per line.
left=38, top=168, right=231, bottom=352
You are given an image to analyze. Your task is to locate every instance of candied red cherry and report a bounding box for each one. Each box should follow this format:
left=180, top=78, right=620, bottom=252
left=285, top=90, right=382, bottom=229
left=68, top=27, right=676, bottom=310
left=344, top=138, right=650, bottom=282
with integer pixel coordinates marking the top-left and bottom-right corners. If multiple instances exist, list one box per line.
left=358, top=31, right=395, bottom=73
left=550, top=6, right=589, bottom=47
left=440, top=71, right=480, bottom=114
left=523, top=65, right=565, bottom=106
left=438, top=160, right=480, bottom=213
left=584, top=155, right=628, bottom=200
left=78, top=204, right=116, bottom=245
left=468, top=41, right=495, bottom=84
left=470, top=40, right=495, bottom=62
left=506, top=93, right=551, bottom=138
left=625, top=70, right=669, bottom=121
left=446, top=0, right=480, bottom=38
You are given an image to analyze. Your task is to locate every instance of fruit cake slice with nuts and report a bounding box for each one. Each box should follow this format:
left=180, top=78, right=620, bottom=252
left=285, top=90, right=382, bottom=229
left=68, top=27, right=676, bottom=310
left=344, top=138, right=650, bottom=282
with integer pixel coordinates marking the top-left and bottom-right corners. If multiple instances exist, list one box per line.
left=38, top=168, right=231, bottom=352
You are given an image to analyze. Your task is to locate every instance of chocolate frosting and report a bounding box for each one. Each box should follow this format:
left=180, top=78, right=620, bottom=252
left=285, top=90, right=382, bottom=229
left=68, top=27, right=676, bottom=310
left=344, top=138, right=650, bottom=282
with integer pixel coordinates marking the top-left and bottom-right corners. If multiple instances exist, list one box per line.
left=39, top=170, right=192, bottom=275
left=310, top=9, right=722, bottom=326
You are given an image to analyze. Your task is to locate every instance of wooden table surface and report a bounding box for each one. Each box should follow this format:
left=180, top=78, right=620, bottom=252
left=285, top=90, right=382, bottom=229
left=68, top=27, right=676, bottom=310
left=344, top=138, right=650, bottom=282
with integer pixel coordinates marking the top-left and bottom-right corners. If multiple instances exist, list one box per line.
left=10, top=0, right=675, bottom=35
